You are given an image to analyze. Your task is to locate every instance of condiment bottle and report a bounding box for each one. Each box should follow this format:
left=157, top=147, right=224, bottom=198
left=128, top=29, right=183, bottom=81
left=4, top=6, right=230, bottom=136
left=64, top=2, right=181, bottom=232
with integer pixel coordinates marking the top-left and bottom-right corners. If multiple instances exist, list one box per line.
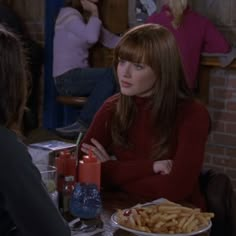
left=62, top=175, right=75, bottom=219
left=78, top=154, right=101, bottom=190
left=56, top=150, right=77, bottom=189
left=55, top=151, right=69, bottom=192
left=55, top=150, right=76, bottom=213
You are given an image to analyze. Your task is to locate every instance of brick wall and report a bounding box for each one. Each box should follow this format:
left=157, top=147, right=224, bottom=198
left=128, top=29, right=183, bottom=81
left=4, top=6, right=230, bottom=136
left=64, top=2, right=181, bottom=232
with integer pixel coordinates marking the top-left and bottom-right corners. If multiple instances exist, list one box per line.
left=204, top=68, right=236, bottom=190
left=187, top=0, right=236, bottom=191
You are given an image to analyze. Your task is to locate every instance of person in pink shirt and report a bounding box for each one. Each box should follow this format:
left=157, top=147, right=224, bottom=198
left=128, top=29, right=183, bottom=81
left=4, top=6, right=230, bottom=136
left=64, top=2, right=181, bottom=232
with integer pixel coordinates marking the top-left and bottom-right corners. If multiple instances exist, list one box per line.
left=146, top=0, right=230, bottom=90
left=53, top=0, right=120, bottom=138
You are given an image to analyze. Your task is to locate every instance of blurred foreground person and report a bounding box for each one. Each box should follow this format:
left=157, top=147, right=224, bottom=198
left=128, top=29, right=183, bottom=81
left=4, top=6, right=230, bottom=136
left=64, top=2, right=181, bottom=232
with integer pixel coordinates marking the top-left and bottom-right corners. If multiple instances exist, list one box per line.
left=0, top=25, right=70, bottom=236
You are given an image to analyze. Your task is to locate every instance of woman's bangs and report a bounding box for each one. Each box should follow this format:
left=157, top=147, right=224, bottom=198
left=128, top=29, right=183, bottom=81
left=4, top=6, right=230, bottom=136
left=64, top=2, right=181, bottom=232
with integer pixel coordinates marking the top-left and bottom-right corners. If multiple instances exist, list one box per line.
left=118, top=39, right=146, bottom=64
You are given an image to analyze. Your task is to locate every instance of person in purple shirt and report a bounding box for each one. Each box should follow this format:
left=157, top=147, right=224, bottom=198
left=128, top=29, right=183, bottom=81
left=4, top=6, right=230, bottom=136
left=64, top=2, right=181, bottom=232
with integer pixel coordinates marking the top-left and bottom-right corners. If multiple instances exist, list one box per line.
left=53, top=0, right=120, bottom=138
left=146, top=0, right=230, bottom=90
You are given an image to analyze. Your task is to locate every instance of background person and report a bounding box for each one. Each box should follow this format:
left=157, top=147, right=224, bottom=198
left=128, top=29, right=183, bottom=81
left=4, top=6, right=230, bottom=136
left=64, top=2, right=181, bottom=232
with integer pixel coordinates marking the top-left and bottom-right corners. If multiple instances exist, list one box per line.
left=78, top=23, right=210, bottom=210
left=146, top=0, right=230, bottom=90
left=53, top=0, right=120, bottom=139
left=0, top=25, right=70, bottom=236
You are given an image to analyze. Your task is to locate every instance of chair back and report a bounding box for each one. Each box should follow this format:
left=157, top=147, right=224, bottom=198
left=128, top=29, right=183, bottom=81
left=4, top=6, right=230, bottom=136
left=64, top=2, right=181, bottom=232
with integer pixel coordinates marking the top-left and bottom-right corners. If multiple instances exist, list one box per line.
left=199, top=169, right=236, bottom=236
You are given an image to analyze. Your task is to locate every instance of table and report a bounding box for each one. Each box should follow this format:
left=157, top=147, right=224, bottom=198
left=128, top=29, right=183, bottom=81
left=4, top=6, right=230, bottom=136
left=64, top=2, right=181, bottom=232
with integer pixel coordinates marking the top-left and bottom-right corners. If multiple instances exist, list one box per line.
left=94, top=191, right=211, bottom=236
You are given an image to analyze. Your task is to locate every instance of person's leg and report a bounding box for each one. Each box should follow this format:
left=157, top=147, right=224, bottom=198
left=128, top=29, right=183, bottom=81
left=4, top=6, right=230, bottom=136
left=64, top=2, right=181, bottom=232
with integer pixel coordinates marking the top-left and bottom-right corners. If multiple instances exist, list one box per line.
left=78, top=67, right=117, bottom=125
left=55, top=67, right=118, bottom=138
left=54, top=68, right=96, bottom=96
left=55, top=67, right=117, bottom=97
left=54, top=68, right=93, bottom=136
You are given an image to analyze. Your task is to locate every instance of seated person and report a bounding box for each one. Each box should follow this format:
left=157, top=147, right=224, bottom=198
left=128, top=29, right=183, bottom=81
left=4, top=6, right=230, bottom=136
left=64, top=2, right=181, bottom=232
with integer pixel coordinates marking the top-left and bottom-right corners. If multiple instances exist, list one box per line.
left=53, top=0, right=120, bottom=138
left=78, top=24, right=210, bottom=210
left=146, top=0, right=231, bottom=90
left=0, top=25, right=70, bottom=236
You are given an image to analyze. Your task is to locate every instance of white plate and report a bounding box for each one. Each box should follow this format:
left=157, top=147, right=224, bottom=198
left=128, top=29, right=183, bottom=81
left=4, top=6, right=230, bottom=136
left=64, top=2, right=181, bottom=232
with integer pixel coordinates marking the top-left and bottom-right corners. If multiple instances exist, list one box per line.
left=110, top=198, right=212, bottom=236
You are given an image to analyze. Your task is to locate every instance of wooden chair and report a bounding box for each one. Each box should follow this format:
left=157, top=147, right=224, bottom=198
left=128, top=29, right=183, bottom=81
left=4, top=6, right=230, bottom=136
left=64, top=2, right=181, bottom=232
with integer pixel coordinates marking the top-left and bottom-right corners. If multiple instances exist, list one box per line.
left=56, top=96, right=88, bottom=107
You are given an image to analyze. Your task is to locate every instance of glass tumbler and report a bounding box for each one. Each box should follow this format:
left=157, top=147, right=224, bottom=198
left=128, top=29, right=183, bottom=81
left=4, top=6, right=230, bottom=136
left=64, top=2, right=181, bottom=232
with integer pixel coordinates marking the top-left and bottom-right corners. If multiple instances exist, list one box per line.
left=36, top=164, right=58, bottom=207
left=70, top=183, right=102, bottom=219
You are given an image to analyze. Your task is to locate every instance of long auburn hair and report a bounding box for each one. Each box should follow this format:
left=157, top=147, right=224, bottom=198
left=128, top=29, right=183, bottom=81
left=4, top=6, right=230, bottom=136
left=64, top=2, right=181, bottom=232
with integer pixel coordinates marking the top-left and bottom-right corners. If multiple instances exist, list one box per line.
left=0, top=25, right=28, bottom=134
left=111, top=23, right=192, bottom=160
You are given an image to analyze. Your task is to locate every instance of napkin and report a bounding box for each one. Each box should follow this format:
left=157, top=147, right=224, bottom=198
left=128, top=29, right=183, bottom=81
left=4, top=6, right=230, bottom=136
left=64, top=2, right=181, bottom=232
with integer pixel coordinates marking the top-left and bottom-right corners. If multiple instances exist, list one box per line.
left=69, top=218, right=104, bottom=236
left=71, top=228, right=104, bottom=236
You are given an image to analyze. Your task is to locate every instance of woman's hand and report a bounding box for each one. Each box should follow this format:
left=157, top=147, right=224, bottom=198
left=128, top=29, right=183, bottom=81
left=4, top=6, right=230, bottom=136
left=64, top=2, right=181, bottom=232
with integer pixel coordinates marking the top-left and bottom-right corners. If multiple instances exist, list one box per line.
left=81, top=138, right=110, bottom=162
left=153, top=160, right=173, bottom=175
left=80, top=0, right=98, bottom=17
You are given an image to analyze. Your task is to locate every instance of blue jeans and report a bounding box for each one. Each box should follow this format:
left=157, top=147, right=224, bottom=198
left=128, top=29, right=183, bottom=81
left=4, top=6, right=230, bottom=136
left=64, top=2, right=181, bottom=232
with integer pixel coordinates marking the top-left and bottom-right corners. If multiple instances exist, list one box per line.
left=55, top=67, right=118, bottom=126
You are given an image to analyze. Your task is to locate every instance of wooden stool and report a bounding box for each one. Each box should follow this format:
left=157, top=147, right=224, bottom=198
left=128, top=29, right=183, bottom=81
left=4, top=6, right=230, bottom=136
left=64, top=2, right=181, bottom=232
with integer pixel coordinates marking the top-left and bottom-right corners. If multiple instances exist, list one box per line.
left=56, top=96, right=88, bottom=107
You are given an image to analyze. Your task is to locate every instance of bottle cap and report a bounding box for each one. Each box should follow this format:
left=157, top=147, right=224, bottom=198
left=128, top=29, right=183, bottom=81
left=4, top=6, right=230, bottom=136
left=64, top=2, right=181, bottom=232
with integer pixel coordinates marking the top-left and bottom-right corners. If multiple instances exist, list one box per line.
left=83, top=155, right=98, bottom=163
left=59, top=150, right=71, bottom=158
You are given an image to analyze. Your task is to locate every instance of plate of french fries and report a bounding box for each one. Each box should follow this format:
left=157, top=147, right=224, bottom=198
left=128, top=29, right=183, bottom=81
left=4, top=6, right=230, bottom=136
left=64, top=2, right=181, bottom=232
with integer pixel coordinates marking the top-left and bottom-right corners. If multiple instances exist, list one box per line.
left=111, top=198, right=214, bottom=236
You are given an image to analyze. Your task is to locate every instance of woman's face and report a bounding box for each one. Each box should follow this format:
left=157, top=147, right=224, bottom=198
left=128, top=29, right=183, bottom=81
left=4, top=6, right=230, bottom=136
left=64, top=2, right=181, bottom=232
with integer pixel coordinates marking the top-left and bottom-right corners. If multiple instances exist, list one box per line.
left=117, top=59, right=157, bottom=97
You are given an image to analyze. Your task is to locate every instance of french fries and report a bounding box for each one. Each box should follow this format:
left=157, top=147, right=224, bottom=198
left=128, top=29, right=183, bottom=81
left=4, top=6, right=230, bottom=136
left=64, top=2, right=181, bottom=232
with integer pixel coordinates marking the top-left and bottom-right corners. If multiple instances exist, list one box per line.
left=116, top=200, right=214, bottom=234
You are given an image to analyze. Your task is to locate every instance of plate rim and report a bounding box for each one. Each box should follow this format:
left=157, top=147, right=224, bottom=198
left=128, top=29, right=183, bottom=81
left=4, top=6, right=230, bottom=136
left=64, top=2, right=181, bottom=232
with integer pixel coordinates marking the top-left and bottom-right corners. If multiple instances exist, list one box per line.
left=110, top=200, right=212, bottom=236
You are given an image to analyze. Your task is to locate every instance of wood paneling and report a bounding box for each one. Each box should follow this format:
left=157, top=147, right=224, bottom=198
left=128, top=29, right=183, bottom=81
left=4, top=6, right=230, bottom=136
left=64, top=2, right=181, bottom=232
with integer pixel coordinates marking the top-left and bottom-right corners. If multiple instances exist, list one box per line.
left=2, top=0, right=44, bottom=22
left=91, top=0, right=129, bottom=67
left=100, top=0, right=128, bottom=34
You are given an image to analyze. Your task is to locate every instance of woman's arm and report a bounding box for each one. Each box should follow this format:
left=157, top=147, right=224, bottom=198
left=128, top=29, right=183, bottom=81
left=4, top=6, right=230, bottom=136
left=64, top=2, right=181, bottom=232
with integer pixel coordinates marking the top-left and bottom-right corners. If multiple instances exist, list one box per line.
left=122, top=102, right=209, bottom=202
left=78, top=95, right=119, bottom=160
left=81, top=138, right=172, bottom=181
left=58, top=7, right=101, bottom=45
left=99, top=27, right=121, bottom=49
left=203, top=18, right=231, bottom=53
left=80, top=0, right=99, bottom=17
left=103, top=102, right=210, bottom=202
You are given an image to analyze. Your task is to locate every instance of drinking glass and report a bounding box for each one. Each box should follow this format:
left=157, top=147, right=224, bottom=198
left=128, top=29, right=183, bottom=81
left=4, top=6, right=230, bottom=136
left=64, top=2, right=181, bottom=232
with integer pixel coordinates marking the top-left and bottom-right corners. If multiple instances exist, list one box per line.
left=70, top=183, right=102, bottom=219
left=35, top=164, right=58, bottom=207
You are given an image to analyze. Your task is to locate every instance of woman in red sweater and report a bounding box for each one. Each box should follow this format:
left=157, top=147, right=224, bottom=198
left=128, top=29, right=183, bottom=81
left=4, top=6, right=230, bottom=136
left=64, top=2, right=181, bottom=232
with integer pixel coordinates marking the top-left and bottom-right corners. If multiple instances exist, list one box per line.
left=78, top=23, right=210, bottom=209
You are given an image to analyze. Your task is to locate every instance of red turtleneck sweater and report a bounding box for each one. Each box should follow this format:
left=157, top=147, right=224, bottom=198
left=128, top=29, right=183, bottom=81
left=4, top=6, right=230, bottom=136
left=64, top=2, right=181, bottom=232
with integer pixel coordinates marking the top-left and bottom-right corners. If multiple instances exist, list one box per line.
left=78, top=94, right=210, bottom=209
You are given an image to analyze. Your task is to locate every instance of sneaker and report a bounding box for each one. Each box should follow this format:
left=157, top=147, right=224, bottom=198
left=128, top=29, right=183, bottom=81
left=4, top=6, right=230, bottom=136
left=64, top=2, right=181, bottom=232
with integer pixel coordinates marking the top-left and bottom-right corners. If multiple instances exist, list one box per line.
left=55, top=121, right=87, bottom=139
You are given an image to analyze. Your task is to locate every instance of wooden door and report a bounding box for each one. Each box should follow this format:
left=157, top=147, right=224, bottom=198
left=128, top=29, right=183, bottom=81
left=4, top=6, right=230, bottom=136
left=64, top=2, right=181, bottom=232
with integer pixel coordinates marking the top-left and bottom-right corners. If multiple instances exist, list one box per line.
left=91, top=0, right=129, bottom=67
left=100, top=0, right=128, bottom=34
